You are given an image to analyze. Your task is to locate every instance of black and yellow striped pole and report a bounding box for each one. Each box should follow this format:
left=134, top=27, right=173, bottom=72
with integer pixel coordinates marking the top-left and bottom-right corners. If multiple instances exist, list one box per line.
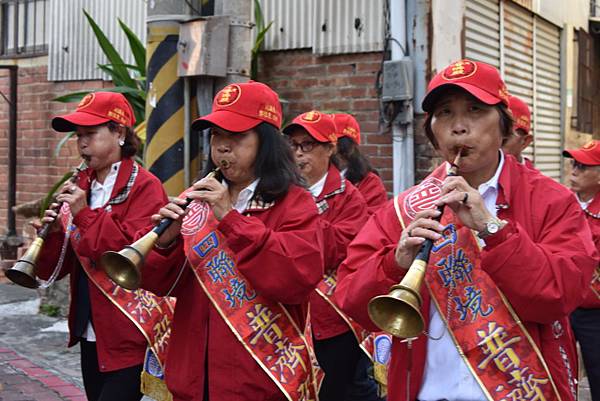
left=145, top=20, right=197, bottom=196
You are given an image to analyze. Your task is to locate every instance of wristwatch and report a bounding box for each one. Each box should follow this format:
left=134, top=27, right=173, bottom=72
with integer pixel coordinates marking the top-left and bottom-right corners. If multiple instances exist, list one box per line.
left=477, top=217, right=507, bottom=239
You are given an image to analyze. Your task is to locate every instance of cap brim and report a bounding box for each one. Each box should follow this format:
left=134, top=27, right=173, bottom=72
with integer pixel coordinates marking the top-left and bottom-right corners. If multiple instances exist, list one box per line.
left=191, top=110, right=261, bottom=133
left=562, top=149, right=600, bottom=165
left=51, top=112, right=111, bottom=132
left=422, top=83, right=501, bottom=112
left=282, top=122, right=330, bottom=143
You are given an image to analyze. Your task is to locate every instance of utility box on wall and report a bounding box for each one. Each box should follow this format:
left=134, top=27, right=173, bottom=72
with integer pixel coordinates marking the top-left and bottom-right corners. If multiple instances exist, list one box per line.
left=178, top=16, right=230, bottom=77
left=381, top=58, right=414, bottom=102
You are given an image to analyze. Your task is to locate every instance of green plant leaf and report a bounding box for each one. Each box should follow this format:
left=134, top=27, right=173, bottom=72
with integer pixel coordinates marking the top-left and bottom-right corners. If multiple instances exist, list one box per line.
left=83, top=9, right=136, bottom=88
left=118, top=18, right=146, bottom=76
left=39, top=170, right=76, bottom=218
left=252, top=21, right=273, bottom=54
left=53, top=131, right=76, bottom=158
left=52, top=91, right=90, bottom=103
left=254, top=0, right=265, bottom=31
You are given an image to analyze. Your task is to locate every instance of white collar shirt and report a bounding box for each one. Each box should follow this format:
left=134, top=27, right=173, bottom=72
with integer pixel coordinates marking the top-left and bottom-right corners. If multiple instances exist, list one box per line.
left=89, top=161, right=121, bottom=210
left=82, top=161, right=121, bottom=341
left=309, top=172, right=328, bottom=198
left=223, top=179, right=260, bottom=214
left=417, top=151, right=504, bottom=401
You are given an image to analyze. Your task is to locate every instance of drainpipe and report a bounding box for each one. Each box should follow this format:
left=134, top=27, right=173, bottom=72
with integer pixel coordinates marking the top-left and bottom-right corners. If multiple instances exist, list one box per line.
left=390, top=0, right=414, bottom=194
left=0, top=65, right=22, bottom=260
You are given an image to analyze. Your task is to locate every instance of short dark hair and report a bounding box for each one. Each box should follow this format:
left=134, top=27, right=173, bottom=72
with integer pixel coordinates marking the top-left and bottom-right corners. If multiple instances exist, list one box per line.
left=423, top=101, right=513, bottom=150
left=106, top=121, right=140, bottom=158
left=202, top=122, right=303, bottom=202
left=331, top=136, right=378, bottom=185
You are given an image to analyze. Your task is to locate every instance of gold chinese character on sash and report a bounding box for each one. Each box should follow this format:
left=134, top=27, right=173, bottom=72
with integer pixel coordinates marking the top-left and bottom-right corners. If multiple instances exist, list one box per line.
left=273, top=338, right=307, bottom=382
left=477, top=322, right=522, bottom=370
left=247, top=304, right=283, bottom=345
left=501, top=366, right=549, bottom=401
left=323, top=271, right=337, bottom=296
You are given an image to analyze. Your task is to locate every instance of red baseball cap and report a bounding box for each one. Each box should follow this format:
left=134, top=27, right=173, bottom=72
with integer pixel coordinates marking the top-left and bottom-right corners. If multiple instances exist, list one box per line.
left=422, top=59, right=510, bottom=112
left=332, top=113, right=361, bottom=144
left=192, top=81, right=282, bottom=132
left=563, top=140, right=600, bottom=166
left=509, top=95, right=531, bottom=134
left=52, top=92, right=136, bottom=132
left=283, top=111, right=338, bottom=143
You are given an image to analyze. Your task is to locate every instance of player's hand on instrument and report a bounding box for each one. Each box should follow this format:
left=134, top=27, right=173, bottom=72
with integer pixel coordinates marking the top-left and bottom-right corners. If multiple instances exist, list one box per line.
left=436, top=176, right=493, bottom=232
left=395, top=209, right=444, bottom=269
left=187, top=177, right=233, bottom=221
left=55, top=182, right=87, bottom=217
left=152, top=198, right=188, bottom=248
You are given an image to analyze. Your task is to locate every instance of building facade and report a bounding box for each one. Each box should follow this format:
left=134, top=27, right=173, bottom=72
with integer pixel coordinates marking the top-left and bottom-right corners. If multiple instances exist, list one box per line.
left=0, top=0, right=599, bottom=257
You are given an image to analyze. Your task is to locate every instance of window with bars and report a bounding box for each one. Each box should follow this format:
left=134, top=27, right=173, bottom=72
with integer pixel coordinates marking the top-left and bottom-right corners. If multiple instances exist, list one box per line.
left=0, top=0, right=48, bottom=58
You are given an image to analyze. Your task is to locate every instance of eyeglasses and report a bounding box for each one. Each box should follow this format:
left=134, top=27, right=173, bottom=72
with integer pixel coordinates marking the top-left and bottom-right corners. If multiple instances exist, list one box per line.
left=289, top=140, right=319, bottom=153
left=571, top=160, right=592, bottom=171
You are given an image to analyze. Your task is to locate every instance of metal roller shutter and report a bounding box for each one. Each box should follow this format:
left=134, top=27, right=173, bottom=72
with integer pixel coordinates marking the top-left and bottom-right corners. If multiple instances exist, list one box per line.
left=464, top=0, right=562, bottom=180
left=503, top=1, right=534, bottom=161
left=533, top=17, right=562, bottom=179
left=464, top=0, right=501, bottom=68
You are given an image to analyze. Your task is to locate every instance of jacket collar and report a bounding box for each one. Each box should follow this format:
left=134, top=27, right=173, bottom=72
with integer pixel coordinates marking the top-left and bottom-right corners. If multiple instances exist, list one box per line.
left=583, top=192, right=600, bottom=219
left=495, top=153, right=518, bottom=211
left=315, top=164, right=345, bottom=203
left=77, top=158, right=135, bottom=200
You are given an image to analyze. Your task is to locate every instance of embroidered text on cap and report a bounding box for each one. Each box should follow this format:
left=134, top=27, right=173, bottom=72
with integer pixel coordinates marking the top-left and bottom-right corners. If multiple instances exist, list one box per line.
left=216, top=84, right=242, bottom=107
left=442, top=60, right=478, bottom=81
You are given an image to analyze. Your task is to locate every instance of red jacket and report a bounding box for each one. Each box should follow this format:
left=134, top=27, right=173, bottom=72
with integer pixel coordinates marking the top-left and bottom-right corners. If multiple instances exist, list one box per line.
left=37, top=158, right=168, bottom=372
left=311, top=165, right=369, bottom=340
left=356, top=171, right=388, bottom=215
left=524, top=157, right=535, bottom=170
left=140, top=184, right=323, bottom=401
left=578, top=193, right=600, bottom=308
left=336, top=156, right=597, bottom=401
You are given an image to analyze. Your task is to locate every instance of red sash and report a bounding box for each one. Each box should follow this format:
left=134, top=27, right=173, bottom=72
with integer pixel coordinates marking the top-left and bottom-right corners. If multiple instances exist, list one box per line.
left=60, top=204, right=175, bottom=367
left=394, top=165, right=562, bottom=401
left=315, top=271, right=390, bottom=394
left=315, top=271, right=371, bottom=354
left=181, top=197, right=319, bottom=401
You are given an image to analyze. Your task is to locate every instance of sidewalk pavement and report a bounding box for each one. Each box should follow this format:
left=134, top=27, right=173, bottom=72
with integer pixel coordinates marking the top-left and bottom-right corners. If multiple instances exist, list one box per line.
left=0, top=281, right=593, bottom=401
left=0, top=282, right=156, bottom=401
left=0, top=282, right=84, bottom=401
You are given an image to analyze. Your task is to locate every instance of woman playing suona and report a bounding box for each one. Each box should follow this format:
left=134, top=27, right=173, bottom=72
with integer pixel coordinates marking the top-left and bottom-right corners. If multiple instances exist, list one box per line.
left=138, top=81, right=324, bottom=401
left=36, top=92, right=170, bottom=401
left=331, top=113, right=388, bottom=215
left=283, top=111, right=369, bottom=401
left=335, top=59, right=597, bottom=401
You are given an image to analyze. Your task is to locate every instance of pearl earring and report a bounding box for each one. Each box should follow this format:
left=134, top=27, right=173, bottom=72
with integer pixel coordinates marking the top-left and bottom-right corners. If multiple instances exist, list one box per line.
left=119, top=138, right=125, bottom=146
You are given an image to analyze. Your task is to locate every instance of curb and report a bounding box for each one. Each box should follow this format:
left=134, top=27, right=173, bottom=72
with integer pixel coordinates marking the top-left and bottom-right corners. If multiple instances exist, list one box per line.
left=0, top=346, right=85, bottom=401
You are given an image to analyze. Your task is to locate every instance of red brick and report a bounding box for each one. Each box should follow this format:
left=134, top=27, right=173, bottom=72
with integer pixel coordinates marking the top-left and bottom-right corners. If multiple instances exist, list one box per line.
left=364, top=134, right=392, bottom=145
left=8, top=358, right=36, bottom=369
left=53, top=384, right=85, bottom=397
left=36, top=375, right=72, bottom=388
left=328, top=64, right=355, bottom=75
left=356, top=61, right=382, bottom=73
left=21, top=366, right=52, bottom=378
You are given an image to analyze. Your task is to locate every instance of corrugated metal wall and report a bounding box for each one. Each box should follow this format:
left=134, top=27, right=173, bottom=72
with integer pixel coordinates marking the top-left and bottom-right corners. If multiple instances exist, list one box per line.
left=260, top=0, right=384, bottom=54
left=261, top=0, right=312, bottom=50
left=47, top=0, right=146, bottom=81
